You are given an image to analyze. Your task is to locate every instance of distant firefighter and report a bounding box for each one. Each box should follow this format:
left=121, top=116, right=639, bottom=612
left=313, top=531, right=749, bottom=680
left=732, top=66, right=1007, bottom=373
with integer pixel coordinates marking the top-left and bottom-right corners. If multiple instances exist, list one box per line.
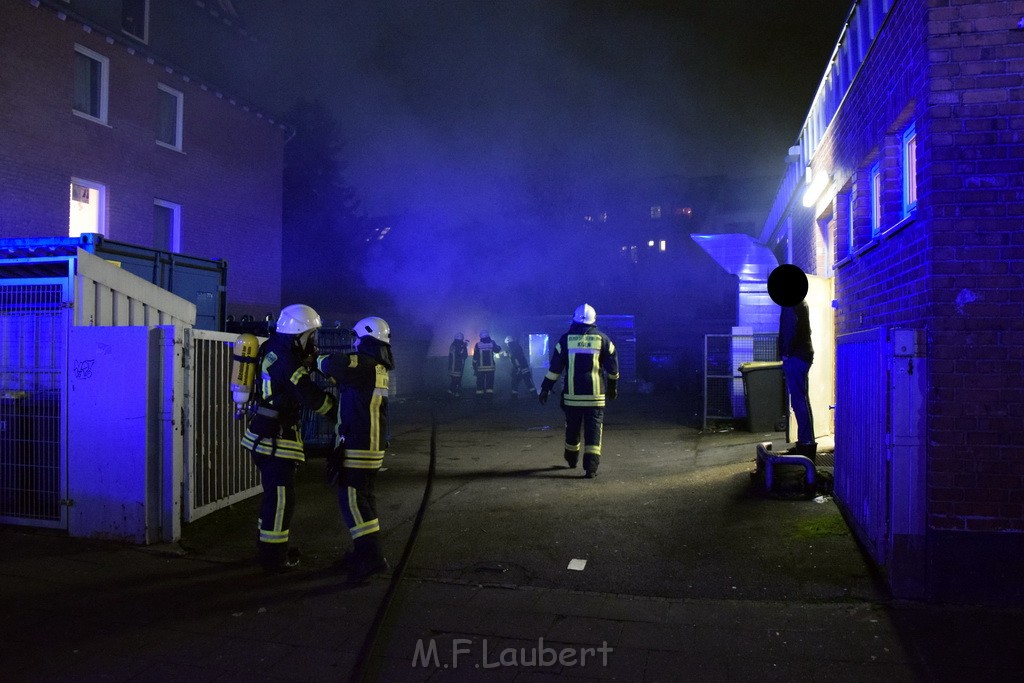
left=447, top=332, right=469, bottom=398
left=504, top=335, right=537, bottom=398
left=539, top=304, right=619, bottom=478
left=472, top=330, right=502, bottom=400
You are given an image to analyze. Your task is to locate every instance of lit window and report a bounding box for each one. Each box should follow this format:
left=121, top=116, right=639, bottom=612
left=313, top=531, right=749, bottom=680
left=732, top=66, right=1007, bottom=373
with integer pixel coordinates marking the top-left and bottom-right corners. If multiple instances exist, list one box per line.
left=659, top=240, right=666, bottom=252
left=73, top=45, right=109, bottom=123
left=647, top=240, right=655, bottom=247
left=154, top=199, right=181, bottom=252
left=870, top=162, right=882, bottom=237
left=156, top=84, right=183, bottom=150
left=598, top=212, right=608, bottom=222
left=650, top=206, right=662, bottom=219
left=847, top=185, right=856, bottom=256
left=902, top=124, right=917, bottom=217
left=122, top=0, right=149, bottom=43
left=69, top=179, right=106, bottom=237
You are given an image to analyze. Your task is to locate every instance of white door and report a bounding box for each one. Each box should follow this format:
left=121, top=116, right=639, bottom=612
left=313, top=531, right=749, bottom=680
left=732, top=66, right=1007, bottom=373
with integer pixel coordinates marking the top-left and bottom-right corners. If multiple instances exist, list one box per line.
left=789, top=275, right=835, bottom=442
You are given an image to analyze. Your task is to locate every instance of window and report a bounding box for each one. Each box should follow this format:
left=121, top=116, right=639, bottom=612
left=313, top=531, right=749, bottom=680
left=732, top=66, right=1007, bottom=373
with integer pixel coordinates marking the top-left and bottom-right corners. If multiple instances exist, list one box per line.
left=73, top=45, right=109, bottom=123
left=69, top=179, right=106, bottom=237
left=846, top=185, right=856, bottom=256
left=650, top=205, right=662, bottom=219
left=153, top=200, right=181, bottom=252
left=122, top=0, right=149, bottom=42
left=902, top=124, right=917, bottom=217
left=156, top=84, right=183, bottom=150
left=870, top=162, right=882, bottom=237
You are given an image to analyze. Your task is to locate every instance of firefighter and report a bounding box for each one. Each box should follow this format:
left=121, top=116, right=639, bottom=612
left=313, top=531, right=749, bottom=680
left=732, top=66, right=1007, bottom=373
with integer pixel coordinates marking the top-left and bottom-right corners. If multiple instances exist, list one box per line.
left=472, top=330, right=502, bottom=400
left=317, top=316, right=395, bottom=583
left=447, top=332, right=469, bottom=397
left=538, top=304, right=619, bottom=478
left=504, top=335, right=537, bottom=398
left=241, top=304, right=335, bottom=572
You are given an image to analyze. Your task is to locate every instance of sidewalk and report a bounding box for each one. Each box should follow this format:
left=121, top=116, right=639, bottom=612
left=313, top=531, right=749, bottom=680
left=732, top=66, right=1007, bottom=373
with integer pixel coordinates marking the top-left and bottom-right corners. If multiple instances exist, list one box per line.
left=2, top=394, right=1022, bottom=681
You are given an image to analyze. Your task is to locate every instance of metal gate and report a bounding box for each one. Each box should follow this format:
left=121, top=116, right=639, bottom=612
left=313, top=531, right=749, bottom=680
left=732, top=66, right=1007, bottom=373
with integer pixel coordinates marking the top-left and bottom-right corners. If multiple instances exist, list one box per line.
left=834, top=328, right=887, bottom=564
left=0, top=281, right=69, bottom=529
left=183, top=329, right=262, bottom=521
left=703, top=332, right=778, bottom=430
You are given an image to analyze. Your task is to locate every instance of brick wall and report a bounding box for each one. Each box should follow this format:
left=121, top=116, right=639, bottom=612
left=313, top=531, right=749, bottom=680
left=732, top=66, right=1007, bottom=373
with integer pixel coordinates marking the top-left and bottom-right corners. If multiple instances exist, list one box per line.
left=0, top=1, right=284, bottom=316
left=922, top=0, right=1024, bottom=532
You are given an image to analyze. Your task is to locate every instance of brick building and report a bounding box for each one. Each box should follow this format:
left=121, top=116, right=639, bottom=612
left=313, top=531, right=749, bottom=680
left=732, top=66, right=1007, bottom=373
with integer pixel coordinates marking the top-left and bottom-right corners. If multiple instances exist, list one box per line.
left=0, top=0, right=286, bottom=317
left=760, top=0, right=1023, bottom=603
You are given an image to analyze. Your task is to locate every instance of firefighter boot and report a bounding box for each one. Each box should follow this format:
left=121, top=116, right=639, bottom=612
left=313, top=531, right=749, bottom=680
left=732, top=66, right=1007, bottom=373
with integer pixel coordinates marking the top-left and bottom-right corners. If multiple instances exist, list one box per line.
left=347, top=534, right=390, bottom=585
left=583, top=453, right=599, bottom=478
left=563, top=449, right=578, bottom=469
left=258, top=542, right=300, bottom=573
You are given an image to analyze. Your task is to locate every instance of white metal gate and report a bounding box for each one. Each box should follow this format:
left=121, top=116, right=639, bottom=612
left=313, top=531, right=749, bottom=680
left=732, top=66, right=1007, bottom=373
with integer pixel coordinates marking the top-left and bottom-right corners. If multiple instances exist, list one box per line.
left=0, top=281, right=70, bottom=528
left=183, top=329, right=261, bottom=521
left=835, top=327, right=887, bottom=564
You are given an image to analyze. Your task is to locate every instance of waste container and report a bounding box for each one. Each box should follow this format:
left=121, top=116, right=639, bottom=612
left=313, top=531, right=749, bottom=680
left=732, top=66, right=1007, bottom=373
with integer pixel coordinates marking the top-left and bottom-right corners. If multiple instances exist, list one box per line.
left=738, top=361, right=786, bottom=432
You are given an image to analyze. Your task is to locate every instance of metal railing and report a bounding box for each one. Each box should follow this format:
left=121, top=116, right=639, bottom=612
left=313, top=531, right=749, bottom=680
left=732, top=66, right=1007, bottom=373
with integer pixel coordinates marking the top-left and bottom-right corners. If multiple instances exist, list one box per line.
left=703, top=333, right=779, bottom=430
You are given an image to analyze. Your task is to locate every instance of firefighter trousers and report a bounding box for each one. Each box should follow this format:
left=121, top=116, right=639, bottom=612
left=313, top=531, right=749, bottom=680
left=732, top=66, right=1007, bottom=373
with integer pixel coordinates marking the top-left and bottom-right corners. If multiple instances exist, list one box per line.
left=563, top=405, right=605, bottom=473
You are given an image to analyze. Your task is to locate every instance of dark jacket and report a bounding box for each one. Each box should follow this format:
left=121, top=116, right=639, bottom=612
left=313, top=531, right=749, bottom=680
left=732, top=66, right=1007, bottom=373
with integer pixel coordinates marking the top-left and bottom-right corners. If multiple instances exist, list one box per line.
left=506, top=340, right=529, bottom=373
left=241, top=333, right=335, bottom=461
left=472, top=337, right=502, bottom=372
left=448, top=339, right=468, bottom=376
left=317, top=337, right=395, bottom=470
left=541, top=323, right=619, bottom=408
left=779, top=301, right=814, bottom=363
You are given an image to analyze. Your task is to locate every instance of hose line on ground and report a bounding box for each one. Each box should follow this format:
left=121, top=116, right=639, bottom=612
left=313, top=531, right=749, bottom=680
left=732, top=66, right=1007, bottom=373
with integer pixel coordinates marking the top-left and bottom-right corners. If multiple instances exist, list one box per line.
left=351, top=415, right=438, bottom=683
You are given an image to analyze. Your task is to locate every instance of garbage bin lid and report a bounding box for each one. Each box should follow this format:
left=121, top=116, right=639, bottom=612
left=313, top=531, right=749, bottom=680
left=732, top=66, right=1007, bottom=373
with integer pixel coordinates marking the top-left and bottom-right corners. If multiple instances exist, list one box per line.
left=738, top=361, right=783, bottom=372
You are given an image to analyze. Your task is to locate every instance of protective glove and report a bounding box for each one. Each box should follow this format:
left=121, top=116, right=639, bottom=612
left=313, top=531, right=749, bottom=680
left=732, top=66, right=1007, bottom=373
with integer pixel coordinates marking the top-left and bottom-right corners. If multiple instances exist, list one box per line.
left=607, top=379, right=618, bottom=400
left=538, top=389, right=549, bottom=405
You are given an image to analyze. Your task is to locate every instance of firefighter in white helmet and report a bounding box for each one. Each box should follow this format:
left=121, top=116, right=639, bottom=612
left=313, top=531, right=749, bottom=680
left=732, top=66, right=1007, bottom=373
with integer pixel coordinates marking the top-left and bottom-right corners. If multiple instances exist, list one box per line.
left=539, top=303, right=619, bottom=478
left=316, top=316, right=395, bottom=583
left=447, top=332, right=469, bottom=398
left=241, top=304, right=335, bottom=572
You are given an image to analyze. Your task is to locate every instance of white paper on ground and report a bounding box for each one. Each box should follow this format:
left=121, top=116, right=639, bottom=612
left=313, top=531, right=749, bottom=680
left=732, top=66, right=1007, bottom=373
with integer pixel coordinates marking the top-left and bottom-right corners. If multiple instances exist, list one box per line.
left=567, top=558, right=587, bottom=571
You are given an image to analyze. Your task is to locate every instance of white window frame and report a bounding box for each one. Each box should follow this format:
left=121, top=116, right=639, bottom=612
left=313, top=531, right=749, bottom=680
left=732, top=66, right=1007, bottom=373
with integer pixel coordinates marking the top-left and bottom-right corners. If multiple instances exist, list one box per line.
left=154, top=199, right=182, bottom=252
left=847, top=185, right=856, bottom=256
left=870, top=162, right=882, bottom=237
left=902, top=124, right=917, bottom=218
left=122, top=0, right=150, bottom=43
left=156, top=83, right=184, bottom=151
left=73, top=44, right=109, bottom=124
left=69, top=178, right=107, bottom=237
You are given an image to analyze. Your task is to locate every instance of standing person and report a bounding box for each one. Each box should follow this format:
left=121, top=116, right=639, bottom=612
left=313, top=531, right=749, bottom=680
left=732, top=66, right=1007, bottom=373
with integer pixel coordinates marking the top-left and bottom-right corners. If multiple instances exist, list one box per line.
left=538, top=304, right=619, bottom=478
left=241, top=304, right=336, bottom=573
left=779, top=300, right=816, bottom=459
left=472, top=330, right=501, bottom=400
left=504, top=335, right=537, bottom=398
left=447, top=332, right=469, bottom=397
left=317, top=316, right=395, bottom=583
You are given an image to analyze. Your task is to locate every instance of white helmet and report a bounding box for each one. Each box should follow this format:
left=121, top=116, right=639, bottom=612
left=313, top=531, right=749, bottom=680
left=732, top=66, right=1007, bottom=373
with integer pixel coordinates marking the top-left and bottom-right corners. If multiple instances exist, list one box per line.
left=276, top=304, right=322, bottom=335
left=480, top=330, right=490, bottom=339
left=573, top=303, right=596, bottom=325
left=354, top=316, right=391, bottom=344
left=454, top=332, right=464, bottom=341
left=505, top=336, right=514, bottom=345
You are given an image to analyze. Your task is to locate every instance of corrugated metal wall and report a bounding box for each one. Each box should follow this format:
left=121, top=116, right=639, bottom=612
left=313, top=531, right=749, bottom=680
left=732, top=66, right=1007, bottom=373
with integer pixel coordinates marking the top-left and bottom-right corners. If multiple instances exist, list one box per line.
left=835, top=327, right=888, bottom=564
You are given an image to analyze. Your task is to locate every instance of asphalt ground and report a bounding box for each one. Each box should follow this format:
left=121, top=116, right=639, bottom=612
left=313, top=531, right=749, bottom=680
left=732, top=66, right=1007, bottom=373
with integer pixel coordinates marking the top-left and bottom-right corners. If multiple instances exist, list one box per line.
left=2, top=391, right=1022, bottom=681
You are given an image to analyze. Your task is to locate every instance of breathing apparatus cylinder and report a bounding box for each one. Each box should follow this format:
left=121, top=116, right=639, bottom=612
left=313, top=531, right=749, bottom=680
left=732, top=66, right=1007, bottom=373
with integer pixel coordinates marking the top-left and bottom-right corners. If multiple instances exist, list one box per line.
left=230, top=333, right=260, bottom=418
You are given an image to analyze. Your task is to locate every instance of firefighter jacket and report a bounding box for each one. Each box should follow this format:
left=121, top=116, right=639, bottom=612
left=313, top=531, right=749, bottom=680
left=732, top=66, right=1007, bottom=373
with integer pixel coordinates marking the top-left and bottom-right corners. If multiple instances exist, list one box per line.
left=317, top=337, right=395, bottom=471
left=507, top=340, right=529, bottom=373
left=472, top=337, right=501, bottom=373
left=241, top=333, right=335, bottom=461
left=448, top=339, right=469, bottom=377
left=541, top=322, right=619, bottom=408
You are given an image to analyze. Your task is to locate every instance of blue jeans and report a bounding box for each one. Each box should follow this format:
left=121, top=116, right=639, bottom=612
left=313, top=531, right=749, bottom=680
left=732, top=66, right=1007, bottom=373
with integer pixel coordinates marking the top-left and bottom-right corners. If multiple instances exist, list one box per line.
left=782, top=356, right=814, bottom=444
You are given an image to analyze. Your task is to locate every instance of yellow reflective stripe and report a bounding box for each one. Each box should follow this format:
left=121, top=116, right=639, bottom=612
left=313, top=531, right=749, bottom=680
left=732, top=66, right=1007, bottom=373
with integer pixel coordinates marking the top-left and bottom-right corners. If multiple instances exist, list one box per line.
left=369, top=393, right=382, bottom=451
left=351, top=519, right=380, bottom=539
left=564, top=442, right=581, bottom=452
left=346, top=487, right=363, bottom=526
left=607, top=372, right=620, bottom=380
left=290, top=366, right=309, bottom=385
left=259, top=529, right=289, bottom=544
left=349, top=355, right=359, bottom=368
left=344, top=450, right=385, bottom=469
left=607, top=340, right=616, bottom=354
left=544, top=370, right=560, bottom=381
left=314, top=395, right=333, bottom=415
left=273, top=485, right=286, bottom=532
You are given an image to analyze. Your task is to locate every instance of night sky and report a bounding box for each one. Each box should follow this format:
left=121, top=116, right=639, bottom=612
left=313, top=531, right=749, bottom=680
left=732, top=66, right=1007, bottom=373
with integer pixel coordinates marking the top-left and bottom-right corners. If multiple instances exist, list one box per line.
left=241, top=1, right=853, bottom=347
left=248, top=0, right=853, bottom=218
